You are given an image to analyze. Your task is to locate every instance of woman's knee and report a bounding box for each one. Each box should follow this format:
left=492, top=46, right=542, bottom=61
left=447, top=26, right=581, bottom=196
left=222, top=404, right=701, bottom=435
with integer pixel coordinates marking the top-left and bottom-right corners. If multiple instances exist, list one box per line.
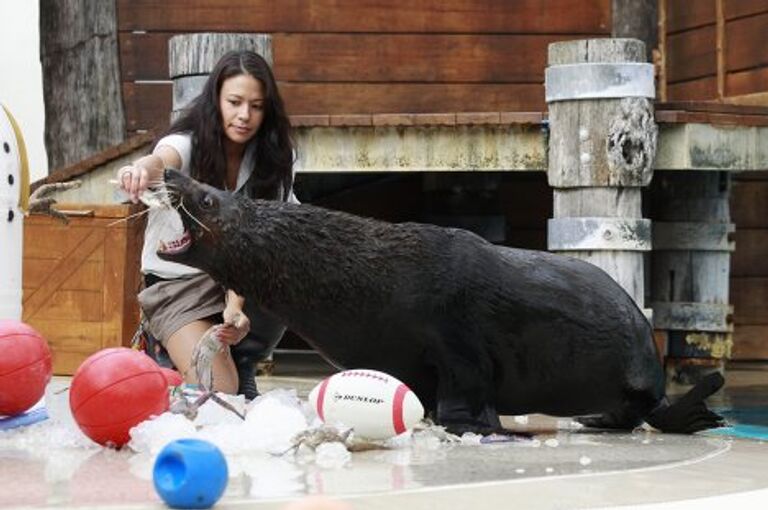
left=166, top=321, right=239, bottom=394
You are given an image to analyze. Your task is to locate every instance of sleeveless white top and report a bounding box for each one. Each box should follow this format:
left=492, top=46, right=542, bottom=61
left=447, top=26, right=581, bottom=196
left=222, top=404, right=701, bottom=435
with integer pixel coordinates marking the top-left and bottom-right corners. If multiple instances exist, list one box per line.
left=141, top=132, right=298, bottom=278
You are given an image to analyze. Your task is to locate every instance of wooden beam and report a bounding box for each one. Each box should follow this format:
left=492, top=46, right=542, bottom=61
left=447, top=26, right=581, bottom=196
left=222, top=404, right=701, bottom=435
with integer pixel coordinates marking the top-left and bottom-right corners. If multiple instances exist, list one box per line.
left=716, top=0, right=726, bottom=100
left=657, top=0, right=668, bottom=102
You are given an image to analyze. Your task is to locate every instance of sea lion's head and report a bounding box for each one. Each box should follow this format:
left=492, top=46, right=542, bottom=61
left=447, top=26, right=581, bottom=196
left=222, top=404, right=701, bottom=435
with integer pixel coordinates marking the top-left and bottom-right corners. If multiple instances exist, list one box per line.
left=157, top=169, right=241, bottom=270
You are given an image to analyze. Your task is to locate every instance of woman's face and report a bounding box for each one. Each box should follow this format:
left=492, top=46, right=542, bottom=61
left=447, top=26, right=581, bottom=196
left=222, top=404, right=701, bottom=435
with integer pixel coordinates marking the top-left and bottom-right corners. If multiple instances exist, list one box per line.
left=219, top=73, right=265, bottom=145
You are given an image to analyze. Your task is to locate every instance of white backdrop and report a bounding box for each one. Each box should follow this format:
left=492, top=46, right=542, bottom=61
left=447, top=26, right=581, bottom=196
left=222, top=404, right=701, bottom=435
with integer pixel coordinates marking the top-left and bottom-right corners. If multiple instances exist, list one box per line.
left=0, top=1, right=48, bottom=181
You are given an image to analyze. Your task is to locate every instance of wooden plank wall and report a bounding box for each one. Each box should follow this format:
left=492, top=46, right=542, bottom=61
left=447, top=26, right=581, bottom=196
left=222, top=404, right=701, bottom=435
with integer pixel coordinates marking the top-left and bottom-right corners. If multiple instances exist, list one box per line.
left=730, top=171, right=768, bottom=360
left=664, top=2, right=768, bottom=360
left=665, top=0, right=768, bottom=102
left=116, top=0, right=611, bottom=134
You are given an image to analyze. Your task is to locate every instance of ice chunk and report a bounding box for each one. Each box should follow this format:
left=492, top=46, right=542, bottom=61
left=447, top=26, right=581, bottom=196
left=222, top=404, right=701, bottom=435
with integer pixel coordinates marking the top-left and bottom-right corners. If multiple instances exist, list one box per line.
left=127, top=412, right=197, bottom=454
left=315, top=442, right=351, bottom=469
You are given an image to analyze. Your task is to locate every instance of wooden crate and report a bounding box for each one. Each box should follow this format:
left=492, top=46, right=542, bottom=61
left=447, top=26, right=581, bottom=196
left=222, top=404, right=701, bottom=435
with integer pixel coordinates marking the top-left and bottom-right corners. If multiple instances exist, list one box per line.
left=22, top=203, right=145, bottom=375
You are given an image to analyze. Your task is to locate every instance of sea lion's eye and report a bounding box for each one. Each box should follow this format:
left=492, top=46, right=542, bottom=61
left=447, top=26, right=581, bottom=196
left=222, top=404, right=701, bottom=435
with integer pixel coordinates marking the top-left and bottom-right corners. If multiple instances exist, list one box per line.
left=201, top=194, right=215, bottom=209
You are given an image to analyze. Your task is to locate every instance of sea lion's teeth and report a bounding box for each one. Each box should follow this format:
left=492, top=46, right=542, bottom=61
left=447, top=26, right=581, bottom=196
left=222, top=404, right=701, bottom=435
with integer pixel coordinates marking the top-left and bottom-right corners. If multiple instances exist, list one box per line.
left=158, top=240, right=167, bottom=252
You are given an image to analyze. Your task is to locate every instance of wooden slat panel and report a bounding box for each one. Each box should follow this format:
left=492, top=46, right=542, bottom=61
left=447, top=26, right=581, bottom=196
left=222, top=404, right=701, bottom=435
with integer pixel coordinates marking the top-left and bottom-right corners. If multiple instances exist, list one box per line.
left=27, top=290, right=104, bottom=322
left=23, top=229, right=106, bottom=320
left=666, top=26, right=717, bottom=82
left=119, top=32, right=171, bottom=81
left=724, top=91, right=768, bottom=107
left=50, top=351, right=90, bottom=376
left=732, top=325, right=768, bottom=360
left=121, top=214, right=145, bottom=344
left=281, top=83, right=545, bottom=115
left=725, top=0, right=768, bottom=20
left=727, top=66, right=768, bottom=100
left=32, top=320, right=103, bottom=353
left=122, top=82, right=172, bottom=131
left=667, top=0, right=715, bottom=33
left=26, top=203, right=135, bottom=219
left=103, top=224, right=128, bottom=348
left=274, top=33, right=581, bottom=83
left=667, top=76, right=718, bottom=101
left=24, top=260, right=104, bottom=291
left=732, top=230, right=768, bottom=277
left=657, top=101, right=768, bottom=115
left=657, top=109, right=768, bottom=126
left=731, top=180, right=768, bottom=228
left=117, top=0, right=611, bottom=34
left=731, top=277, right=768, bottom=324
left=23, top=225, right=104, bottom=261
left=120, top=32, right=587, bottom=83
left=123, top=81, right=546, bottom=126
left=725, top=13, right=768, bottom=72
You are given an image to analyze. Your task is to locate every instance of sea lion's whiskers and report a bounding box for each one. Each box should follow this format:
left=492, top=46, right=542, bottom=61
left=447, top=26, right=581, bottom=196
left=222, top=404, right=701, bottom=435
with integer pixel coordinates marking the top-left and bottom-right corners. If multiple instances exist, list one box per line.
left=142, top=181, right=174, bottom=209
left=106, top=207, right=152, bottom=227
left=109, top=178, right=173, bottom=209
left=179, top=198, right=211, bottom=233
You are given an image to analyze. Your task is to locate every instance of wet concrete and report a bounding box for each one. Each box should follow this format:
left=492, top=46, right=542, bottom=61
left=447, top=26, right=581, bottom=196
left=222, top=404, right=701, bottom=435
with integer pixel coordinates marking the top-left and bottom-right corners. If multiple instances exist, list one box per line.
left=1, top=357, right=767, bottom=510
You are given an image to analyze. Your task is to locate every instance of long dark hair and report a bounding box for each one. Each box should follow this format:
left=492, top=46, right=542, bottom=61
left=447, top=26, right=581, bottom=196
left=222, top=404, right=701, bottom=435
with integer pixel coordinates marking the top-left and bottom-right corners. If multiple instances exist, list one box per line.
left=167, top=50, right=294, bottom=200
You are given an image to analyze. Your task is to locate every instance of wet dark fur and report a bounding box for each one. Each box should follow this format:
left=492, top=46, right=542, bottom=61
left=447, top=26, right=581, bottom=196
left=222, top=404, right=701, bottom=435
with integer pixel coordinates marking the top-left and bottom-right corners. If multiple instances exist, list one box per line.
left=161, top=170, right=725, bottom=434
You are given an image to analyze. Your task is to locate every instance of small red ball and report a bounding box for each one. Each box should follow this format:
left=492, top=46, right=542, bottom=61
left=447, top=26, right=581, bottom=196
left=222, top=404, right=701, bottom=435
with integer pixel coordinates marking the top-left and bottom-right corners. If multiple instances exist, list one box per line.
left=0, top=320, right=52, bottom=416
left=69, top=348, right=169, bottom=447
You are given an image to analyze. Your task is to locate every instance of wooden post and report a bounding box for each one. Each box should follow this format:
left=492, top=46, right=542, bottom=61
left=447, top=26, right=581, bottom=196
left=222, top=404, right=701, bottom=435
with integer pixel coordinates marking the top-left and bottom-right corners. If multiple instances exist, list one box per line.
left=40, top=0, right=126, bottom=170
left=546, top=39, right=657, bottom=312
left=649, top=171, right=734, bottom=381
left=168, top=33, right=273, bottom=120
left=612, top=0, right=658, bottom=63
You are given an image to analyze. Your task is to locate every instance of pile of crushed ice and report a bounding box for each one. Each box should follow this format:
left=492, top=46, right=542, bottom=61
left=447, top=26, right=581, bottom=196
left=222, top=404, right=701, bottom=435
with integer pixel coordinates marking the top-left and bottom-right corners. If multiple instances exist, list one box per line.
left=0, top=384, right=474, bottom=474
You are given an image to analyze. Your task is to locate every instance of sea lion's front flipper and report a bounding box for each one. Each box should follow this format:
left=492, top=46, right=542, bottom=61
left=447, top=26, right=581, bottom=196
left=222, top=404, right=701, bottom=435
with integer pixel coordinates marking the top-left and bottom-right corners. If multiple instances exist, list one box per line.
left=436, top=395, right=502, bottom=435
left=436, top=397, right=532, bottom=439
left=576, top=408, right=644, bottom=430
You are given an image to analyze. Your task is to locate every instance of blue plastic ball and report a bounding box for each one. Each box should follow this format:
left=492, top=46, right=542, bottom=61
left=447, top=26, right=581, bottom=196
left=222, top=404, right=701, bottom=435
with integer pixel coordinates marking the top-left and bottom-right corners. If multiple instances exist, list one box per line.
left=153, top=439, right=228, bottom=509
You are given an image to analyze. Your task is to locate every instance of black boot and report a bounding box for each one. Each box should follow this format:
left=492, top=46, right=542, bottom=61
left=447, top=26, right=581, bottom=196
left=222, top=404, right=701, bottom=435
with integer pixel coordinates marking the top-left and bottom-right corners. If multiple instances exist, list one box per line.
left=230, top=336, right=263, bottom=400
left=231, top=307, right=287, bottom=400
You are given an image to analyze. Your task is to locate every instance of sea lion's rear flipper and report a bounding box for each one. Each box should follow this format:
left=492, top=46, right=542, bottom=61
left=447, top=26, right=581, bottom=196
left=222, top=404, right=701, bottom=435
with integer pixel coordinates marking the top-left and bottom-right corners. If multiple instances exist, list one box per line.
left=645, top=372, right=727, bottom=434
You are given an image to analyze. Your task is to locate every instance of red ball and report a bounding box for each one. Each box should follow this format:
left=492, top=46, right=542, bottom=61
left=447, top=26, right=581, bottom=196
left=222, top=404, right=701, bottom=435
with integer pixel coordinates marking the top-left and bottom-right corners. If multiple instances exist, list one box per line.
left=0, top=320, right=52, bottom=416
left=69, top=348, right=170, bottom=447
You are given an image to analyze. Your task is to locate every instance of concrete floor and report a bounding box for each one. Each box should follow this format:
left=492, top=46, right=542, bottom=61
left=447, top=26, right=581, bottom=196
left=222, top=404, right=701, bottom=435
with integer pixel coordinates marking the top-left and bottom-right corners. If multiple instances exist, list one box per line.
left=1, top=355, right=767, bottom=510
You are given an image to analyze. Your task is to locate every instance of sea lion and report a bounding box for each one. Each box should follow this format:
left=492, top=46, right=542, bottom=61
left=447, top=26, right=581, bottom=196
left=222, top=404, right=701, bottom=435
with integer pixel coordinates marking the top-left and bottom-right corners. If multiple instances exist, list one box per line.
left=158, top=169, right=725, bottom=435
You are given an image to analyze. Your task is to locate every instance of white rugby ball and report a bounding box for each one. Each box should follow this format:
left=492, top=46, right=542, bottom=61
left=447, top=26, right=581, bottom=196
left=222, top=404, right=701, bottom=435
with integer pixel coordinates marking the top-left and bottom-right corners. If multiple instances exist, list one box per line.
left=309, top=369, right=424, bottom=440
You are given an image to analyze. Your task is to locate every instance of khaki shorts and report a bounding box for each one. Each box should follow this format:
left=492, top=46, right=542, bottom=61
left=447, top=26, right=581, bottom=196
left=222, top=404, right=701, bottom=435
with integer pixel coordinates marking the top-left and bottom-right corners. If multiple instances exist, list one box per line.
left=137, top=272, right=225, bottom=345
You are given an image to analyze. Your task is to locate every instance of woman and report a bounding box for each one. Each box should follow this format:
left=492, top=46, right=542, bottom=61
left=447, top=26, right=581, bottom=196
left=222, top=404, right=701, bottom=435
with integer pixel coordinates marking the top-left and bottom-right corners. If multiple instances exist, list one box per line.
left=118, top=50, right=297, bottom=398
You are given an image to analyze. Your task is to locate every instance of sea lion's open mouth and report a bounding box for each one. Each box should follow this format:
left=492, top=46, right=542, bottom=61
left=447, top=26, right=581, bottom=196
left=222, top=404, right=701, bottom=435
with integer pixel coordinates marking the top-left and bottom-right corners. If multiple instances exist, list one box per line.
left=158, top=230, right=192, bottom=255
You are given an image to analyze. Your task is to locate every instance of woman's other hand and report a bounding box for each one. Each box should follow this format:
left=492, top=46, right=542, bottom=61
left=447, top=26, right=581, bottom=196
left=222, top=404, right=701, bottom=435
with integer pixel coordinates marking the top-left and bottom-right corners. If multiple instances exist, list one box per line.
left=218, top=308, right=250, bottom=345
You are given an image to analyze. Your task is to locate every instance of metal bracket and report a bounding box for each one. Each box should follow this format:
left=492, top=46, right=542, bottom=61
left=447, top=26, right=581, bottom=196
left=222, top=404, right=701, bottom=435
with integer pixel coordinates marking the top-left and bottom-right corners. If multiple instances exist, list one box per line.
left=545, top=63, right=655, bottom=103
left=548, top=217, right=651, bottom=251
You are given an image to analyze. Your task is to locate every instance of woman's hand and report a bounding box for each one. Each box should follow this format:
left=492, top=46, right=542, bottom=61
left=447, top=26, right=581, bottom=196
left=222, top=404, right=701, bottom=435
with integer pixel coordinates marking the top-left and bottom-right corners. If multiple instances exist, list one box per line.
left=217, top=290, right=250, bottom=345
left=116, top=150, right=176, bottom=204
left=117, top=163, right=151, bottom=204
